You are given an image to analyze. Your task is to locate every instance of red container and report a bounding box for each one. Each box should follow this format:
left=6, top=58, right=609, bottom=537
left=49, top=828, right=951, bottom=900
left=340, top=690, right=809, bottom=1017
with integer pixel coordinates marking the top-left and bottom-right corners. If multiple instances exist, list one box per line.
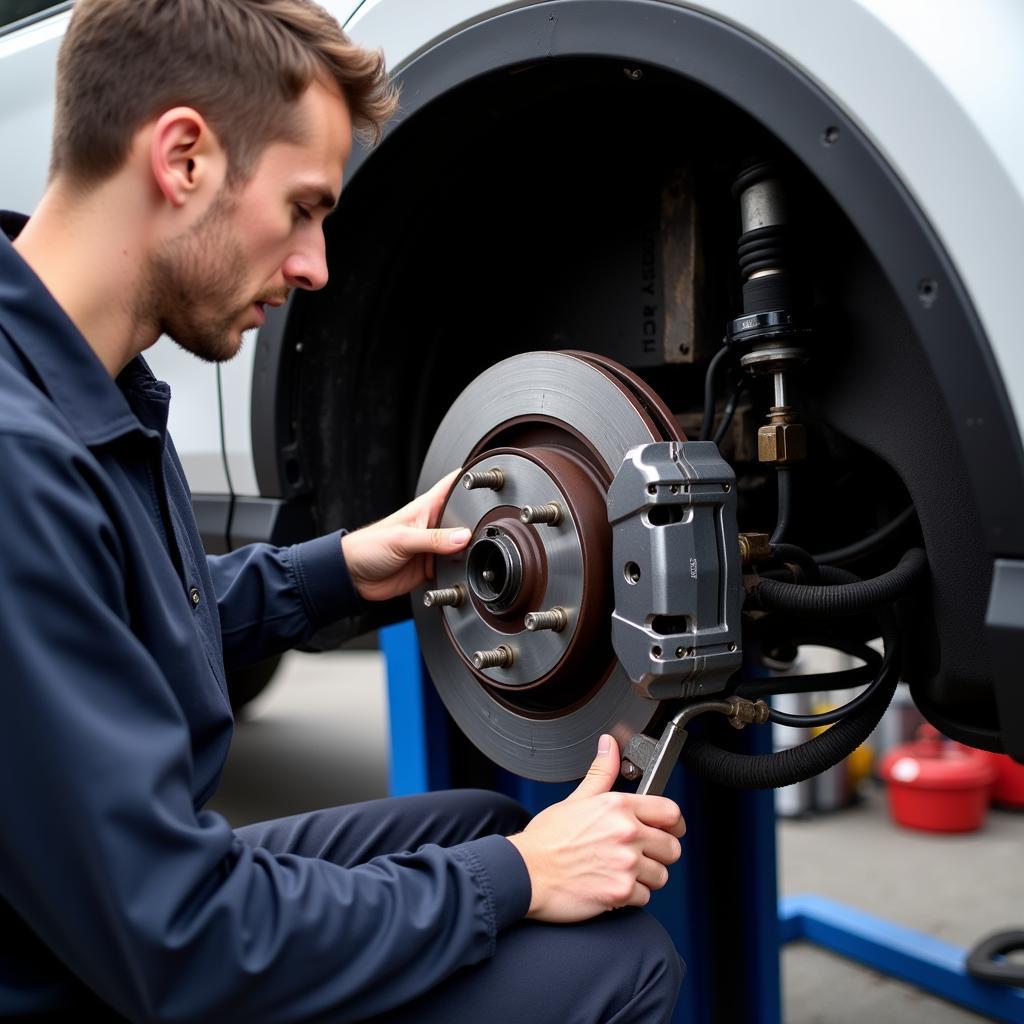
left=988, top=752, right=1024, bottom=808
left=879, top=726, right=996, bottom=833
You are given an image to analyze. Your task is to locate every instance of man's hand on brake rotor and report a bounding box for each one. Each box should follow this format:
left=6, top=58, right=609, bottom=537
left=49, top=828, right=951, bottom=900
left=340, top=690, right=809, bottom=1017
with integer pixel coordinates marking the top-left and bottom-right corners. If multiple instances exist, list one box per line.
left=507, top=734, right=686, bottom=923
left=341, top=469, right=470, bottom=602
left=343, top=476, right=687, bottom=923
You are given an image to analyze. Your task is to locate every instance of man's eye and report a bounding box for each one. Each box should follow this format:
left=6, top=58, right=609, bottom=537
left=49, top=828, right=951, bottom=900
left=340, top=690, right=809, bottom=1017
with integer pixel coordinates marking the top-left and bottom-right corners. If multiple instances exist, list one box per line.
left=294, top=205, right=312, bottom=221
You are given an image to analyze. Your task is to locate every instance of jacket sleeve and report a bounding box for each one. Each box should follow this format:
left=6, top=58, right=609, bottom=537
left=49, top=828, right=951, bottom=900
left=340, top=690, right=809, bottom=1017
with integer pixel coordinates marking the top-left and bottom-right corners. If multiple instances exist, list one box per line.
left=0, top=432, right=531, bottom=1024
left=206, top=532, right=364, bottom=671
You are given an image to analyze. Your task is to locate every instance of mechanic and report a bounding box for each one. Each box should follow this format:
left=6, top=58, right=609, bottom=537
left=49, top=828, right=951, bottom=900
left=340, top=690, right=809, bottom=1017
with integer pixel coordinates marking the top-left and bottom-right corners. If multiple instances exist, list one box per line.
left=0, top=1, right=685, bottom=1022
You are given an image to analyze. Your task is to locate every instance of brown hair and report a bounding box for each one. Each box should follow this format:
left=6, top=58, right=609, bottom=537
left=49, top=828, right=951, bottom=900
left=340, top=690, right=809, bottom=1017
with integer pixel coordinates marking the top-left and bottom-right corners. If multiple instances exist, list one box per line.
left=51, top=0, right=398, bottom=187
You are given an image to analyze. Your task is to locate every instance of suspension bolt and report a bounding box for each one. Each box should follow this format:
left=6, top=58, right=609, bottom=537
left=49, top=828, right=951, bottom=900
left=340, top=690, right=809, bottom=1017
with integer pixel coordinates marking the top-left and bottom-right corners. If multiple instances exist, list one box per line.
left=463, top=468, right=505, bottom=490
left=423, top=585, right=466, bottom=609
left=520, top=502, right=563, bottom=526
left=524, top=607, right=568, bottom=633
left=472, top=645, right=515, bottom=670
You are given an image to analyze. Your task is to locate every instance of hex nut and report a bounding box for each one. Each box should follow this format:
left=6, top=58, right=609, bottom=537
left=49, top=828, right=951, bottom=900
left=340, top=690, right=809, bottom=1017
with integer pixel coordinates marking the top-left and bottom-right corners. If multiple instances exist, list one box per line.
left=757, top=421, right=806, bottom=463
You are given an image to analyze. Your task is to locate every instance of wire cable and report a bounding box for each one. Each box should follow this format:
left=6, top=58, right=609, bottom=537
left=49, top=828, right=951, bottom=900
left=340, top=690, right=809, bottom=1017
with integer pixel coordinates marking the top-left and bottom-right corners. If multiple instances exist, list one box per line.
left=768, top=670, right=888, bottom=727
left=699, top=345, right=732, bottom=441
left=735, top=663, right=877, bottom=699
left=734, top=638, right=883, bottom=700
left=712, top=379, right=746, bottom=446
left=770, top=466, right=793, bottom=544
left=813, top=505, right=918, bottom=565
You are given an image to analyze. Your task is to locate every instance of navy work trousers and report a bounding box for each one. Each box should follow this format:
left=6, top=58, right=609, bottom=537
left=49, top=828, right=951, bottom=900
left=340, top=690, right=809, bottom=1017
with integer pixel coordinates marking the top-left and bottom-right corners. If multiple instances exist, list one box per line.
left=236, top=789, right=685, bottom=1024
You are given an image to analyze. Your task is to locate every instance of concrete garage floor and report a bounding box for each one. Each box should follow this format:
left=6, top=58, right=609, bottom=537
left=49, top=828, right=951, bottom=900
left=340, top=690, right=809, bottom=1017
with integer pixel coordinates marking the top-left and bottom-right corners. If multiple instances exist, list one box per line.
left=208, top=650, right=1024, bottom=1024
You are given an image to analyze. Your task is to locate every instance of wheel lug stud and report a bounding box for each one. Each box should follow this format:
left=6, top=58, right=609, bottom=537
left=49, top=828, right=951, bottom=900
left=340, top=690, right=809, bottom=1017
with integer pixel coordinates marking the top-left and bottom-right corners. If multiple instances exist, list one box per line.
left=524, top=608, right=568, bottom=632
left=423, top=585, right=465, bottom=608
left=463, top=468, right=505, bottom=491
left=472, top=645, right=515, bottom=669
left=520, top=502, right=563, bottom=526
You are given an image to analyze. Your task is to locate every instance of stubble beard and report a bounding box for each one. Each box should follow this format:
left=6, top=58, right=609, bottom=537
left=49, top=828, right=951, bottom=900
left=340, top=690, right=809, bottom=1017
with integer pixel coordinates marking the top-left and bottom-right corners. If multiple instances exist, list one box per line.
left=140, top=188, right=252, bottom=364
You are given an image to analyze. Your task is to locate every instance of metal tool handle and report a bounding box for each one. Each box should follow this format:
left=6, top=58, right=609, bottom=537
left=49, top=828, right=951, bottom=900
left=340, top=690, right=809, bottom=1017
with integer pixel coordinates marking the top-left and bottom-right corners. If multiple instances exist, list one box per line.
left=623, top=698, right=770, bottom=796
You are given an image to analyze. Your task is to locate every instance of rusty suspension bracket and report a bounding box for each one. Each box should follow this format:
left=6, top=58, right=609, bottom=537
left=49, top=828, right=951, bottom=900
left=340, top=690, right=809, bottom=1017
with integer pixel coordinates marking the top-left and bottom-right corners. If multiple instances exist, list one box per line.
left=622, top=697, right=771, bottom=796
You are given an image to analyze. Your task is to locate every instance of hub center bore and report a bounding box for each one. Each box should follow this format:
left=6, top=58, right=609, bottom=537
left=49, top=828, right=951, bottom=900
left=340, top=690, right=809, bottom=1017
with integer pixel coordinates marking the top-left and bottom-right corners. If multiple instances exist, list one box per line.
left=467, top=528, right=523, bottom=610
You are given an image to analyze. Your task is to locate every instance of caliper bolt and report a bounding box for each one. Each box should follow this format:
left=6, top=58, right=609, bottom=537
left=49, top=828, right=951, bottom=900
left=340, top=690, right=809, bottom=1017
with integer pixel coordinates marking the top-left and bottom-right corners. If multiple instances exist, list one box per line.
left=463, top=468, right=505, bottom=491
left=423, top=585, right=465, bottom=609
left=472, top=645, right=515, bottom=670
left=620, top=759, right=642, bottom=782
left=520, top=502, right=563, bottom=526
left=524, top=607, right=568, bottom=632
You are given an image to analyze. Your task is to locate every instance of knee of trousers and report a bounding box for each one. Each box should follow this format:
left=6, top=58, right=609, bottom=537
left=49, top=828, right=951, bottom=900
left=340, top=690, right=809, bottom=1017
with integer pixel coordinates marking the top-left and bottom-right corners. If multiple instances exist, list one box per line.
left=431, top=788, right=531, bottom=836
left=609, top=910, right=686, bottom=1010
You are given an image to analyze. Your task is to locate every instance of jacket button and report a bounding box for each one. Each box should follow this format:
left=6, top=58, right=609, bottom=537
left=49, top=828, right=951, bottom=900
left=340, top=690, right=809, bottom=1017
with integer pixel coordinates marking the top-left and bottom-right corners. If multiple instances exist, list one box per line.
left=189, top=587, right=201, bottom=608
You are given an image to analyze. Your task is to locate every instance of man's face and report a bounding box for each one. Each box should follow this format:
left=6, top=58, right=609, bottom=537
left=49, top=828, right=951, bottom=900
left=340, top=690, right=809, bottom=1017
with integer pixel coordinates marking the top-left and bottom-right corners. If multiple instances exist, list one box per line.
left=144, top=79, right=351, bottom=363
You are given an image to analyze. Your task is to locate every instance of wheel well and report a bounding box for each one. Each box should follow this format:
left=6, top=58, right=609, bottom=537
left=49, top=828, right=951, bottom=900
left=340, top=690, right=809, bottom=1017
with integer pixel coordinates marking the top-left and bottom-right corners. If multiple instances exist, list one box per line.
left=263, top=10, right=1018, bottom=747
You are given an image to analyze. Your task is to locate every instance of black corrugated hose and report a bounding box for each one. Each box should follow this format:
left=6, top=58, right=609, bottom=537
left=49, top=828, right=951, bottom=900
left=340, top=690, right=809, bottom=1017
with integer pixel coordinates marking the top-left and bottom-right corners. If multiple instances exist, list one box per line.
left=676, top=550, right=928, bottom=789
left=769, top=542, right=820, bottom=582
left=748, top=547, right=927, bottom=616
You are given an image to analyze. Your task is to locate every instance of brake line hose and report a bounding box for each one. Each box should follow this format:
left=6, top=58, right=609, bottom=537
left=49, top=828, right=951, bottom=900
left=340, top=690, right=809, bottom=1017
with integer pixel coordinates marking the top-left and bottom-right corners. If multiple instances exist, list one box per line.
left=675, top=551, right=928, bottom=789
left=679, top=609, right=899, bottom=789
left=747, top=547, right=928, bottom=616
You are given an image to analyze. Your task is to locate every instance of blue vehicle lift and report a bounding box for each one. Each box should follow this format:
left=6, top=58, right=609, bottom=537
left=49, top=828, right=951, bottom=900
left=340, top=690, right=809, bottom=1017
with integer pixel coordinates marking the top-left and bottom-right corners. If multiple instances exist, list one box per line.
left=381, top=620, right=1024, bottom=1024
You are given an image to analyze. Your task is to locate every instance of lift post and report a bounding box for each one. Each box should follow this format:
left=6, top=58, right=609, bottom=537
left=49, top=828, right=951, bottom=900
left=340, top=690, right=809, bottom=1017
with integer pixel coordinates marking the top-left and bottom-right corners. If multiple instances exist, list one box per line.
left=381, top=619, right=783, bottom=1024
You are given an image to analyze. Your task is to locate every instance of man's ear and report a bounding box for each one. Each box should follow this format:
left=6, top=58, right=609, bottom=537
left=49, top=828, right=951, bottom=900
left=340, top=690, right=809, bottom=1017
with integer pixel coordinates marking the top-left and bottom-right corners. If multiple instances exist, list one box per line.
left=149, top=107, right=227, bottom=209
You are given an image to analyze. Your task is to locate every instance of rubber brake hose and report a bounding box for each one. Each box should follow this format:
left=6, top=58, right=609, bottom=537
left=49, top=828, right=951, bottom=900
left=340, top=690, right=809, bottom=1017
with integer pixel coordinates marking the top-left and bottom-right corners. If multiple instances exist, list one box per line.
left=676, top=553, right=927, bottom=789
left=678, top=609, right=900, bottom=789
left=769, top=542, right=819, bottom=582
left=748, top=547, right=927, bottom=616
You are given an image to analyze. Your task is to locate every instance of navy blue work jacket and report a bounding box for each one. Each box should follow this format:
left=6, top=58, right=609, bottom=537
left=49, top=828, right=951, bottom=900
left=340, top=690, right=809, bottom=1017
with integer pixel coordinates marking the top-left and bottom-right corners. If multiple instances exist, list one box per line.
left=0, top=213, right=529, bottom=1022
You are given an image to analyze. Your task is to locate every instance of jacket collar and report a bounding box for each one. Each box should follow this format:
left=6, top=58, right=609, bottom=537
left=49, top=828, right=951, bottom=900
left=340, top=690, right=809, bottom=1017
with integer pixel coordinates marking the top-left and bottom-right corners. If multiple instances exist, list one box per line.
left=0, top=210, right=167, bottom=447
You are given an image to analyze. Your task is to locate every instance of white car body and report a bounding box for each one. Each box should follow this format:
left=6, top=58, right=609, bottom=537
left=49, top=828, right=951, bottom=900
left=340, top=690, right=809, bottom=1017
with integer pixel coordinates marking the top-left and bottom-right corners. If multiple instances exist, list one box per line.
left=3, top=1, right=1021, bottom=498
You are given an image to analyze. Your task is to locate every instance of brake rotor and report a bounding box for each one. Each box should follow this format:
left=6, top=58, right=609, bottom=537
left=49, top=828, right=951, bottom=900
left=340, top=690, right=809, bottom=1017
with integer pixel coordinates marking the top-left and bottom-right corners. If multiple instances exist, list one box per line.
left=414, top=351, right=683, bottom=781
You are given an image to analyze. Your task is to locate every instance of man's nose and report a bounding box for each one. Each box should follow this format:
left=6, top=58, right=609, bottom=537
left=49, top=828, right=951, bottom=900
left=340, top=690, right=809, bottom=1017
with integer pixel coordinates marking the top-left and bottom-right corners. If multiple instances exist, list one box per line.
left=282, top=234, right=329, bottom=292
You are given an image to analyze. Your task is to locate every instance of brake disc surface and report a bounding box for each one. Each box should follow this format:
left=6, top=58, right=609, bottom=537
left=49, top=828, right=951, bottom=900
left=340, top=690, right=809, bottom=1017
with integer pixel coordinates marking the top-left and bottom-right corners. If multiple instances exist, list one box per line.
left=414, top=351, right=681, bottom=781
